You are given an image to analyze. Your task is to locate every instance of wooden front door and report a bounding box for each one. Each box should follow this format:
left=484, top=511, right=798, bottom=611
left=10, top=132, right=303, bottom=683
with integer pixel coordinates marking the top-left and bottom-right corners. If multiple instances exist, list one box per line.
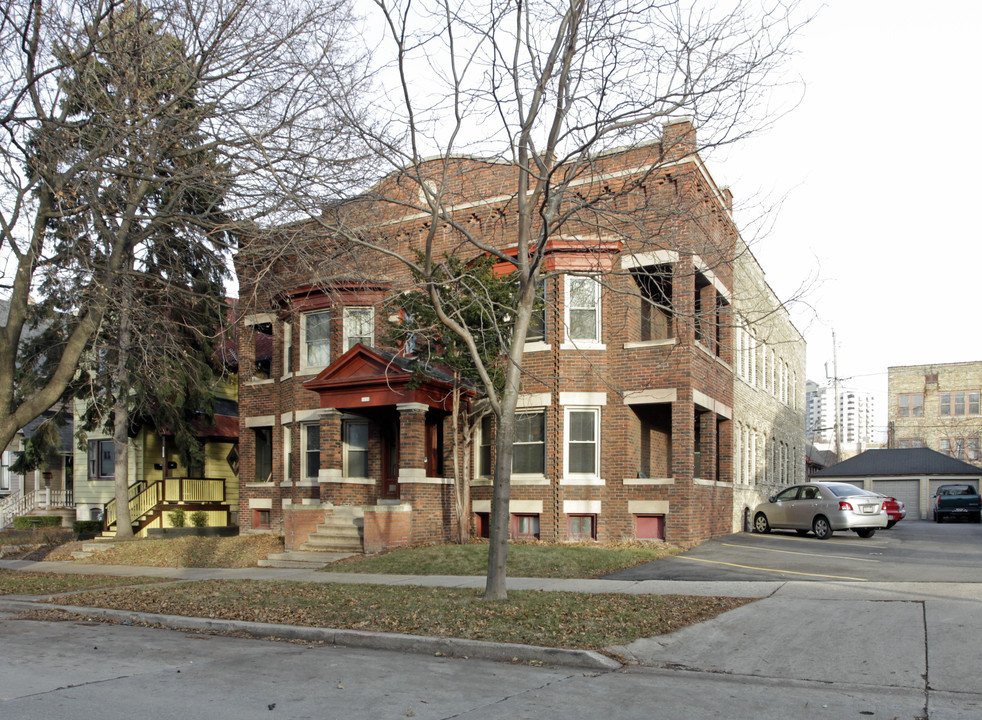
left=380, top=421, right=400, bottom=499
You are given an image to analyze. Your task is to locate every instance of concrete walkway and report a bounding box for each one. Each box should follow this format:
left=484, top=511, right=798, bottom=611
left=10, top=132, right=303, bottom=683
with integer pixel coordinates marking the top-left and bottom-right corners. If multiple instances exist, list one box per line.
left=2, top=558, right=982, bottom=716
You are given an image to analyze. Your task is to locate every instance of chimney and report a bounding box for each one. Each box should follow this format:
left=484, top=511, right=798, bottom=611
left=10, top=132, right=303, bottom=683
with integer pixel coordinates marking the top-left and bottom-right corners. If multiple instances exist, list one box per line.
left=720, top=186, right=734, bottom=213
left=661, top=117, right=697, bottom=162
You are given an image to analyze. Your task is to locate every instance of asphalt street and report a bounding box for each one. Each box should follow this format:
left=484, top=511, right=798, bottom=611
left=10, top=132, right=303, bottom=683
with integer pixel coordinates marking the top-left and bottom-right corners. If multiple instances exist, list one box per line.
left=1, top=519, right=981, bottom=719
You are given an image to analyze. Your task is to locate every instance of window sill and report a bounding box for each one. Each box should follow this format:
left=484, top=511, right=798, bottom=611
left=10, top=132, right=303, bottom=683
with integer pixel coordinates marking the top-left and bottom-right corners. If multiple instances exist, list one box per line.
left=523, top=341, right=551, bottom=353
left=296, top=478, right=320, bottom=487
left=511, top=474, right=550, bottom=486
left=471, top=477, right=493, bottom=487
left=560, top=476, right=605, bottom=486
left=560, top=341, right=606, bottom=351
left=244, top=378, right=275, bottom=386
left=245, top=482, right=276, bottom=488
left=296, top=368, right=324, bottom=378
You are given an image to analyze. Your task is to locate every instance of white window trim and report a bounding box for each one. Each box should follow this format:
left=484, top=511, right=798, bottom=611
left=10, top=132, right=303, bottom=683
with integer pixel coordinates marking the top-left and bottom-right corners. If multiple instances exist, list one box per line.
left=512, top=409, right=547, bottom=479
left=299, top=310, right=331, bottom=375
left=343, top=306, right=375, bottom=352
left=561, top=275, right=605, bottom=351
left=561, top=406, right=604, bottom=485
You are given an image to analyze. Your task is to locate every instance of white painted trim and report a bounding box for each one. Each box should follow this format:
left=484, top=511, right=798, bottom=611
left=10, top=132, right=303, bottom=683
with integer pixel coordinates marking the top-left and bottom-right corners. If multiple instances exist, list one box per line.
left=564, top=275, right=603, bottom=347
left=523, top=341, right=552, bottom=353
left=244, top=416, right=275, bottom=428
left=560, top=392, right=607, bottom=406
left=397, top=402, right=430, bottom=413
left=622, top=389, right=676, bottom=405
left=563, top=500, right=601, bottom=514
left=623, top=477, right=675, bottom=485
left=629, top=500, right=669, bottom=514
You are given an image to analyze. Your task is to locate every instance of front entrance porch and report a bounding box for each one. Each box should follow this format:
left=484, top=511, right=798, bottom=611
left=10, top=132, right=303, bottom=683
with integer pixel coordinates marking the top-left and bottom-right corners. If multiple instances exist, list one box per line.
left=290, top=345, right=470, bottom=552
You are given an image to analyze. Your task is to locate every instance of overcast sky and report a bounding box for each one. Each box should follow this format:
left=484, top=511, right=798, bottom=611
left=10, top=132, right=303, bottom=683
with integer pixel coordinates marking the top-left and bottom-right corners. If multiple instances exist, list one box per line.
left=710, top=0, right=982, bottom=438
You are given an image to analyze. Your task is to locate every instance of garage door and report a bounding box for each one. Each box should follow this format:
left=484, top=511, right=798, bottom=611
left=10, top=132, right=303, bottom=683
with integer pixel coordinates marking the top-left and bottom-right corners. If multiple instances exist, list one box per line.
left=872, top=479, right=921, bottom=518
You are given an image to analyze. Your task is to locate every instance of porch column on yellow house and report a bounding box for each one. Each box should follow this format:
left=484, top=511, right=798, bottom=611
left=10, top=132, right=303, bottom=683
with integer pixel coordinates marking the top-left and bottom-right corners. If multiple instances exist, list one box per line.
left=397, top=402, right=428, bottom=483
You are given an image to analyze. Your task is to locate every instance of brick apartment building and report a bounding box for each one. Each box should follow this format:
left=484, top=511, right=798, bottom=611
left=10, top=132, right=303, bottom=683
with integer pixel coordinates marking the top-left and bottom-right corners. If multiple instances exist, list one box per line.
left=235, top=119, right=805, bottom=551
left=889, top=361, right=982, bottom=466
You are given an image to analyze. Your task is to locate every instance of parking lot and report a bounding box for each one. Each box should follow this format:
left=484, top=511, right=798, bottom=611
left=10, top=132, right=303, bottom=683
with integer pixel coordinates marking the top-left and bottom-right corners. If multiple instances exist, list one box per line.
left=604, top=519, right=982, bottom=583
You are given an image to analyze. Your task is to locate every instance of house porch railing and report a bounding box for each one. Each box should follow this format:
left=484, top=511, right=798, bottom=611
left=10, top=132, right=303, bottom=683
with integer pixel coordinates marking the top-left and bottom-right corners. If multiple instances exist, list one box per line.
left=104, top=477, right=226, bottom=533
left=0, top=488, right=75, bottom=529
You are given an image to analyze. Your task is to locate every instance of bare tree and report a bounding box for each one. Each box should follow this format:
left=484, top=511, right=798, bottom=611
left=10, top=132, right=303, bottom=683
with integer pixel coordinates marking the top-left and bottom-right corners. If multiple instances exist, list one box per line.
left=0, top=0, right=364, bottom=527
left=247, top=0, right=809, bottom=599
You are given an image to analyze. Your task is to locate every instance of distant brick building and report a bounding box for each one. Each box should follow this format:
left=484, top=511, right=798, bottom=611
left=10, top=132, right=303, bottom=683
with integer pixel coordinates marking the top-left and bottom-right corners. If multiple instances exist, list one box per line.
left=235, top=119, right=805, bottom=550
left=889, top=361, right=982, bottom=468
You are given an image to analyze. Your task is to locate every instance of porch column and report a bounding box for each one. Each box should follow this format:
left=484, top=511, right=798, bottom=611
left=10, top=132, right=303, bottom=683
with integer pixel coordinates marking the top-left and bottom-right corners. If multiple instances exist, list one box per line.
left=397, top=402, right=428, bottom=482
left=318, top=408, right=343, bottom=483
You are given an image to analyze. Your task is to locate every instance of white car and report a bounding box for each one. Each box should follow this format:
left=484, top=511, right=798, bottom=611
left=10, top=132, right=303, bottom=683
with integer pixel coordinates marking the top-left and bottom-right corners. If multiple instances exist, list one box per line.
left=752, top=482, right=888, bottom=539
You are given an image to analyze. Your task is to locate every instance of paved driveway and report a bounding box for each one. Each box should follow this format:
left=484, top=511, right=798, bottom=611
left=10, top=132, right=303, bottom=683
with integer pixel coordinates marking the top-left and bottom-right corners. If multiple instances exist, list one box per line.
left=604, top=519, right=982, bottom=583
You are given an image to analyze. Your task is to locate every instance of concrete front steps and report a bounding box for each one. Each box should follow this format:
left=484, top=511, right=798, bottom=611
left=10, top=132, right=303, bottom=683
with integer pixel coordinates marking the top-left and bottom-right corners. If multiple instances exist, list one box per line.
left=301, top=506, right=365, bottom=554
left=258, top=506, right=365, bottom=569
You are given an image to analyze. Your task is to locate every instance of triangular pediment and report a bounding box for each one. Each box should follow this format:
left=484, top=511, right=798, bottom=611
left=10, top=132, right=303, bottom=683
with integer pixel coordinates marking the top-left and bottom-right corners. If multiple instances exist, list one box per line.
left=304, top=344, right=411, bottom=389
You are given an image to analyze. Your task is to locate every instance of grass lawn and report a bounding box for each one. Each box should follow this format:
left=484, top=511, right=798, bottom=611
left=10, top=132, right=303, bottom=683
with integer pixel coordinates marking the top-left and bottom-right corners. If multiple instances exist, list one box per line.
left=50, top=579, right=752, bottom=651
left=0, top=569, right=168, bottom=596
left=331, top=540, right=682, bottom=578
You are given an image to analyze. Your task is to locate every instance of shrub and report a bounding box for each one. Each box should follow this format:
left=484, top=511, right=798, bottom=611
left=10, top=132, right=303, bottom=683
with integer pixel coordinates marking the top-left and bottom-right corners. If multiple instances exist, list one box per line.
left=12, top=515, right=62, bottom=530
left=189, top=511, right=208, bottom=528
left=168, top=508, right=186, bottom=528
left=73, top=520, right=103, bottom=535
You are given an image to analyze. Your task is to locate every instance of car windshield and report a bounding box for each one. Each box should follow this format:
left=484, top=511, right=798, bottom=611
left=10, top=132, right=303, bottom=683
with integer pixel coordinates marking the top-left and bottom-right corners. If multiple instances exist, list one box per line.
left=826, top=484, right=877, bottom=498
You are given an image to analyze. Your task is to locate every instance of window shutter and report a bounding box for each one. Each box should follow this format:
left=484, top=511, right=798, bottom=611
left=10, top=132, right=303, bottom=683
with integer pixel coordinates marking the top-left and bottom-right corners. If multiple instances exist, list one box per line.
left=88, top=440, right=97, bottom=479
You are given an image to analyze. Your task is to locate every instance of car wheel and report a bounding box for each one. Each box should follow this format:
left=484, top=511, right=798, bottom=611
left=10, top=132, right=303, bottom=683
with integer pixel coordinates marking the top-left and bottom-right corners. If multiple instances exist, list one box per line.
left=855, top=528, right=876, bottom=538
left=753, top=513, right=771, bottom=534
left=795, top=529, right=809, bottom=536
left=934, top=510, right=940, bottom=523
left=886, top=520, right=897, bottom=529
left=812, top=516, right=833, bottom=540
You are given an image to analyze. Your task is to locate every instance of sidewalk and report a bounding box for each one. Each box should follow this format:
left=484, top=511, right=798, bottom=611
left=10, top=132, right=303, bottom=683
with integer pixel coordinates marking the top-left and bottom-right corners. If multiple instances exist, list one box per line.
left=3, top=556, right=982, bottom=708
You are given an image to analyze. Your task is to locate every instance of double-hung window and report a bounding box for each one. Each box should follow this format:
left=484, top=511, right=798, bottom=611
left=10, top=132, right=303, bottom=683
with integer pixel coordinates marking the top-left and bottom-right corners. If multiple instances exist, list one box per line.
left=87, top=439, right=115, bottom=480
left=478, top=415, right=494, bottom=477
left=565, top=407, right=600, bottom=480
left=303, top=424, right=320, bottom=481
left=302, top=310, right=331, bottom=371
left=513, top=411, right=545, bottom=475
left=565, top=276, right=602, bottom=347
left=344, top=421, right=369, bottom=478
left=343, top=307, right=374, bottom=351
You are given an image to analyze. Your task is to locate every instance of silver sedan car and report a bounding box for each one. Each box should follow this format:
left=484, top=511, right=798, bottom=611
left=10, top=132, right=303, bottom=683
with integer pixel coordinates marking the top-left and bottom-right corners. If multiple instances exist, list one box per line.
left=752, top=482, right=888, bottom=539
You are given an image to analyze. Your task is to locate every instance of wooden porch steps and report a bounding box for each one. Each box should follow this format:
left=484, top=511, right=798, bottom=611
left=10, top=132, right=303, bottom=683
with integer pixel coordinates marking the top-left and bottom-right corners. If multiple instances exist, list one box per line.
left=300, top=506, right=365, bottom=554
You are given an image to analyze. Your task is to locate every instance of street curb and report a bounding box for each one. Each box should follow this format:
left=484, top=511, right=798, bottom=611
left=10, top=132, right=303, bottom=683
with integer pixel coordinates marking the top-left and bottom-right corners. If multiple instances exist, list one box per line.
left=0, top=599, right=622, bottom=671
